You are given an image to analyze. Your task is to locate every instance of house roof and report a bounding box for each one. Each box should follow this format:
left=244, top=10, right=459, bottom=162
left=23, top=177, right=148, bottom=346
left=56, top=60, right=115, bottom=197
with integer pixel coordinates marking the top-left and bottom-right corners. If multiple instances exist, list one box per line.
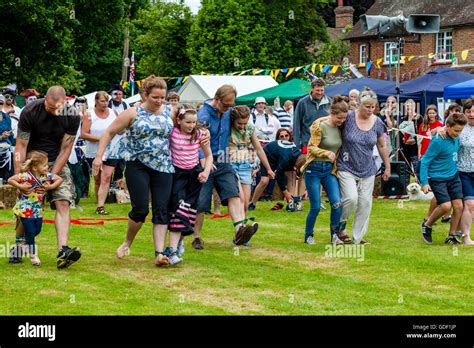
left=346, top=0, right=474, bottom=39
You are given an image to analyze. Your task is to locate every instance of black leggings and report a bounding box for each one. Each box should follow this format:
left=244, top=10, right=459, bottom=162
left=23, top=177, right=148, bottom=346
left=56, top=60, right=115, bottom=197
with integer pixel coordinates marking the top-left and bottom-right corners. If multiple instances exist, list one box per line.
left=125, top=160, right=173, bottom=224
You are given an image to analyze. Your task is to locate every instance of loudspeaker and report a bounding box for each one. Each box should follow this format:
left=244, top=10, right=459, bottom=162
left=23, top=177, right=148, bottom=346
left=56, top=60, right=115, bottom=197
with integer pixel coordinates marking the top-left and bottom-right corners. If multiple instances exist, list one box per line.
left=360, top=15, right=390, bottom=33
left=381, top=161, right=407, bottom=196
left=406, top=14, right=440, bottom=34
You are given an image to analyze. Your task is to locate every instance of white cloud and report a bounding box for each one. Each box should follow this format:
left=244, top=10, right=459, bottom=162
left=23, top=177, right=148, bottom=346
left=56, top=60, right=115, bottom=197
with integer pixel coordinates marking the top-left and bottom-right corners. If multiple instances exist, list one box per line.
left=164, top=0, right=201, bottom=14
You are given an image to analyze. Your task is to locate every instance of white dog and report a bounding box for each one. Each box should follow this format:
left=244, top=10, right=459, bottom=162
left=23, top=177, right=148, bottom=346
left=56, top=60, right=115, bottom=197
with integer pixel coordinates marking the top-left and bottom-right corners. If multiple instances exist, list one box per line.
left=407, top=182, right=434, bottom=201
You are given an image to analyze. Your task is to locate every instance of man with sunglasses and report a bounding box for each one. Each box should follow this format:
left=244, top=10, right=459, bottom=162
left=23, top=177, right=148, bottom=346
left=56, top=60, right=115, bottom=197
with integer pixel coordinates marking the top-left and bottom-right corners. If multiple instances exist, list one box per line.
left=192, top=84, right=258, bottom=250
left=11, top=85, right=82, bottom=268
left=1, top=89, right=21, bottom=137
left=107, top=85, right=129, bottom=116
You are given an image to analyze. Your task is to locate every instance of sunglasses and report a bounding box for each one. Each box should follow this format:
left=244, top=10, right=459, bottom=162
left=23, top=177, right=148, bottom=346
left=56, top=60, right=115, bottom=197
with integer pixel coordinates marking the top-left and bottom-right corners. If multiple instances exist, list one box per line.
left=5, top=95, right=14, bottom=100
left=279, top=133, right=290, bottom=138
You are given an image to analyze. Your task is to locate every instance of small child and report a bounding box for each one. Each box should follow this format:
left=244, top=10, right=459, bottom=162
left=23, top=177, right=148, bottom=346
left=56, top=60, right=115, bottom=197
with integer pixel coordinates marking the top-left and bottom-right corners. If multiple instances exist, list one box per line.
left=164, top=108, right=213, bottom=266
left=8, top=151, right=62, bottom=265
left=420, top=113, right=468, bottom=245
left=229, top=105, right=275, bottom=220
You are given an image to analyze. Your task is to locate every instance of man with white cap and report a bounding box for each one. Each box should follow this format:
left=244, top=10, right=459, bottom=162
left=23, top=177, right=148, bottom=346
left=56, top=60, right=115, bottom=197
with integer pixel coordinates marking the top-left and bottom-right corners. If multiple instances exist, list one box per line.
left=249, top=97, right=280, bottom=145
left=108, top=85, right=129, bottom=116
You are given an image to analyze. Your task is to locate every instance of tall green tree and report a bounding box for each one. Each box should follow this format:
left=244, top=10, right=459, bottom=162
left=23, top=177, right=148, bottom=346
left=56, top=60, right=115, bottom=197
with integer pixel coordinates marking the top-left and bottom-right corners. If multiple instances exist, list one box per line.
left=72, top=0, right=148, bottom=93
left=187, top=0, right=279, bottom=73
left=131, top=0, right=193, bottom=78
left=0, top=0, right=84, bottom=94
left=187, top=0, right=331, bottom=73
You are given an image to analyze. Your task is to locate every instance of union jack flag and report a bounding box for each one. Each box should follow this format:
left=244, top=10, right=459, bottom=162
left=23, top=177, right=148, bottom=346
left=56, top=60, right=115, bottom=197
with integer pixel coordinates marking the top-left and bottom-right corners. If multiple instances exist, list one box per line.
left=129, top=51, right=135, bottom=95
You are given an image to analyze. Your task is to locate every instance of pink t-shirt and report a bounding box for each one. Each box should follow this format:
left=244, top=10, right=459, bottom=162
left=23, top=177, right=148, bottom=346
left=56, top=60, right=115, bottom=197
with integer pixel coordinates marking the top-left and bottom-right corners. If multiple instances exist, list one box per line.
left=170, top=127, right=204, bottom=170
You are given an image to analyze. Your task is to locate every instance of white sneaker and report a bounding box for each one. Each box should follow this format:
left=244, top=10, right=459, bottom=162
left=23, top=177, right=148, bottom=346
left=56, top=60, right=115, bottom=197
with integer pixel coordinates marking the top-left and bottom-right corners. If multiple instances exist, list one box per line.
left=296, top=201, right=303, bottom=211
left=304, top=236, right=315, bottom=244
left=168, top=253, right=183, bottom=266
left=332, top=234, right=344, bottom=245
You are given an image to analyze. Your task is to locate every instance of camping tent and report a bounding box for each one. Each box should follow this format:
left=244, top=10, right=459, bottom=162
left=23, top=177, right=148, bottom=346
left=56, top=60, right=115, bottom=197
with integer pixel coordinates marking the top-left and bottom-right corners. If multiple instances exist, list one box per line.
left=178, top=75, right=278, bottom=105
left=235, top=79, right=310, bottom=106
left=443, top=79, right=474, bottom=99
left=324, top=77, right=396, bottom=98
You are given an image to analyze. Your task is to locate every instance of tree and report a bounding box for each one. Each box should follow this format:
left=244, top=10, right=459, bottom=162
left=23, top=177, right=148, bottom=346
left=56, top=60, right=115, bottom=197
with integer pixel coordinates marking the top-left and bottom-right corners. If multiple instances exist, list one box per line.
left=187, top=0, right=331, bottom=74
left=71, top=0, right=149, bottom=93
left=131, top=0, right=193, bottom=79
left=0, top=0, right=84, bottom=94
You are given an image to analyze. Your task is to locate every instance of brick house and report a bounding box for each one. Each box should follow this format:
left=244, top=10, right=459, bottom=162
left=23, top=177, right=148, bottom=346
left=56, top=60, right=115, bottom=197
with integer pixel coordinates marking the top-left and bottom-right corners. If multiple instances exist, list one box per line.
left=346, top=0, right=474, bottom=81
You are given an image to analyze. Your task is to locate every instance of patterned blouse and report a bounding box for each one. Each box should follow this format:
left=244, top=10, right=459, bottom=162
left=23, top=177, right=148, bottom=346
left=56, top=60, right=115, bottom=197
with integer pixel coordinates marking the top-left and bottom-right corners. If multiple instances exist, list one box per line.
left=109, top=105, right=174, bottom=173
left=13, top=172, right=54, bottom=218
left=458, top=124, right=474, bottom=173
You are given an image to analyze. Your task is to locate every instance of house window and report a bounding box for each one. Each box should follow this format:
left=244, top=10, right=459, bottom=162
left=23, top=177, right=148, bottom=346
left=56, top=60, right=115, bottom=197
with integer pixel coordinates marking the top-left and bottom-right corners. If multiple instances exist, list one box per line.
left=384, top=42, right=404, bottom=64
left=359, top=44, right=367, bottom=65
left=436, top=30, right=453, bottom=61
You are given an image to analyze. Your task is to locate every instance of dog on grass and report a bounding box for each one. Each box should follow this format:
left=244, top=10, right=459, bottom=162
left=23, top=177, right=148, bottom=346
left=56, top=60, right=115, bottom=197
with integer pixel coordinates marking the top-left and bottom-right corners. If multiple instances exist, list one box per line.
left=407, top=182, right=434, bottom=201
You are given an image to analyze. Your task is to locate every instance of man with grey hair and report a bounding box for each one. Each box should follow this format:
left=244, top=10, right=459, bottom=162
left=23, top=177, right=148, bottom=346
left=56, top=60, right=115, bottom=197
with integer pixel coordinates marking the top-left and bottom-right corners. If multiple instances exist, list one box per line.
left=10, top=85, right=82, bottom=269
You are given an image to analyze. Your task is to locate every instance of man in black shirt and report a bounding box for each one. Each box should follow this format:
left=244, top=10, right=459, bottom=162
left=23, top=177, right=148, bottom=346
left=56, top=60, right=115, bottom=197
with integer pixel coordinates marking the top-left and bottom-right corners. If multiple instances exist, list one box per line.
left=12, top=86, right=81, bottom=269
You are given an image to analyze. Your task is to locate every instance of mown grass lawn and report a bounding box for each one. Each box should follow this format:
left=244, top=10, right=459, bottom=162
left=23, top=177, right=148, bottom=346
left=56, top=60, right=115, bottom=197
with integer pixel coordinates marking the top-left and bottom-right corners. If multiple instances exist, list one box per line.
left=0, top=195, right=473, bottom=315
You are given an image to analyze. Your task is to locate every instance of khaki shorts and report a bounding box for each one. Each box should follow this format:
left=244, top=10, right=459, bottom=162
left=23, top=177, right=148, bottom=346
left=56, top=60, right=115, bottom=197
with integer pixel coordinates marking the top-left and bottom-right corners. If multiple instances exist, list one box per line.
left=46, top=163, right=76, bottom=209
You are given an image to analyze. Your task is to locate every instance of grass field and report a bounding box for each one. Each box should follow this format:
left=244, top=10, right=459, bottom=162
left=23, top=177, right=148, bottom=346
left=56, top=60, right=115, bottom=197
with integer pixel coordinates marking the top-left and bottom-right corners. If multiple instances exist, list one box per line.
left=0, top=195, right=473, bottom=315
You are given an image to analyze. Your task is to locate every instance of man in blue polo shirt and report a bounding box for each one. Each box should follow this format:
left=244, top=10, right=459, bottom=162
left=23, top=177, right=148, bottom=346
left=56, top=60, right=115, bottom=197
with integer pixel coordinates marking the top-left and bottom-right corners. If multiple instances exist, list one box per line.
left=192, top=85, right=257, bottom=250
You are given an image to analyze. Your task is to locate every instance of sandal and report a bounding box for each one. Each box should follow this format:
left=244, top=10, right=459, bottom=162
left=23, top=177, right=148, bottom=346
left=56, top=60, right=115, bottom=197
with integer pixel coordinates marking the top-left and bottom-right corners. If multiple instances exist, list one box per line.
left=95, top=206, right=110, bottom=215
left=271, top=202, right=284, bottom=210
left=337, top=233, right=353, bottom=244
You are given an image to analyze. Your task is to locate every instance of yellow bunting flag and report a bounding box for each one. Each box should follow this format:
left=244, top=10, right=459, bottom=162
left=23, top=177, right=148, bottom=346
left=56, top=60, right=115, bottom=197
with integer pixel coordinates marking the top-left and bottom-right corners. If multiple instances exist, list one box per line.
left=407, top=55, right=415, bottom=61
left=462, top=50, right=469, bottom=61
left=311, top=64, right=316, bottom=73
left=252, top=69, right=258, bottom=75
left=319, top=64, right=324, bottom=72
left=428, top=53, right=435, bottom=59
left=285, top=67, right=295, bottom=78
left=376, top=58, right=383, bottom=69
left=122, top=81, right=128, bottom=89
left=183, top=76, right=189, bottom=83
left=274, top=69, right=280, bottom=78
left=401, top=56, right=406, bottom=64
left=136, top=80, right=141, bottom=87
left=330, top=65, right=339, bottom=74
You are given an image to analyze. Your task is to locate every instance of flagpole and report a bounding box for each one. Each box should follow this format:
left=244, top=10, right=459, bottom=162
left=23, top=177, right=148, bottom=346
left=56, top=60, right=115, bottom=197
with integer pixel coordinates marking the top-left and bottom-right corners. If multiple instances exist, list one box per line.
left=130, top=51, right=135, bottom=97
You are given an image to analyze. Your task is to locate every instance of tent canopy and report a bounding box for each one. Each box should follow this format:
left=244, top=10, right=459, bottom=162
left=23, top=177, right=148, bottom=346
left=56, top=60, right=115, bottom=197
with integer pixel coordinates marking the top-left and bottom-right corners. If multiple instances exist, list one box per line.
left=324, top=77, right=396, bottom=98
left=178, top=75, right=278, bottom=105
left=443, top=79, right=474, bottom=99
left=235, top=78, right=310, bottom=106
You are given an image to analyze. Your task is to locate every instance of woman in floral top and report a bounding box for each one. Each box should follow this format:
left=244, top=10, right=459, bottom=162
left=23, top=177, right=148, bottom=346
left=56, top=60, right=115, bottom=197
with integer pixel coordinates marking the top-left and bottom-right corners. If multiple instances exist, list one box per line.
left=8, top=151, right=62, bottom=266
left=93, top=75, right=209, bottom=267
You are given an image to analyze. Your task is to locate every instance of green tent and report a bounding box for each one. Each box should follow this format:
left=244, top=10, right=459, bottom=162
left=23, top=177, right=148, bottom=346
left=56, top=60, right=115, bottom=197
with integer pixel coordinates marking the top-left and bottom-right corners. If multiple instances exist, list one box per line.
left=235, top=78, right=310, bottom=106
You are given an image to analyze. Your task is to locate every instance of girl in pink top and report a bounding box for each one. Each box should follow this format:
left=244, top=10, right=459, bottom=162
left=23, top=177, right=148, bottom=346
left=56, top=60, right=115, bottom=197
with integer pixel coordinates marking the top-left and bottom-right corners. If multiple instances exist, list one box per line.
left=166, top=108, right=213, bottom=265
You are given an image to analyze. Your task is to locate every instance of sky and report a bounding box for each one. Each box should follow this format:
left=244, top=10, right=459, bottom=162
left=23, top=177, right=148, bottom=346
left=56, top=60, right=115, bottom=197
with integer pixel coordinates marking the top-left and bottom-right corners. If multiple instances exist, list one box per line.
left=165, top=0, right=201, bottom=14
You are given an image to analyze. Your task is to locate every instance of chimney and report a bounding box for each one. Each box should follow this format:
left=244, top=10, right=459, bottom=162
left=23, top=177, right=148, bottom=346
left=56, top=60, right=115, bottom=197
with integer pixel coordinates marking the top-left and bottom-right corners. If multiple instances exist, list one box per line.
left=334, top=2, right=354, bottom=29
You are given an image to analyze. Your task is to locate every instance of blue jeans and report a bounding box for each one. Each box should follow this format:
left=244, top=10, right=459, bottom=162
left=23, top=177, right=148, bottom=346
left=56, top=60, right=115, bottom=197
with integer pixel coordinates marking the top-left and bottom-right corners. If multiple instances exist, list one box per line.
left=304, top=161, right=342, bottom=238
left=20, top=217, right=43, bottom=254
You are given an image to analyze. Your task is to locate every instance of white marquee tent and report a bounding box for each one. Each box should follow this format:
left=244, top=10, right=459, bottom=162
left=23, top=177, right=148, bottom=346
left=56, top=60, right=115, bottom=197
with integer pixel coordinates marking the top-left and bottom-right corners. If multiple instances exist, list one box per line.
left=178, top=75, right=278, bottom=105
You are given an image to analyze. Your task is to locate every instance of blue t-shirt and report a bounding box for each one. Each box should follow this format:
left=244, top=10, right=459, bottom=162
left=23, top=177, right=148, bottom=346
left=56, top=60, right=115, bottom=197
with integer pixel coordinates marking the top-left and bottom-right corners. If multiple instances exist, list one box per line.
left=420, top=135, right=459, bottom=185
left=197, top=99, right=231, bottom=160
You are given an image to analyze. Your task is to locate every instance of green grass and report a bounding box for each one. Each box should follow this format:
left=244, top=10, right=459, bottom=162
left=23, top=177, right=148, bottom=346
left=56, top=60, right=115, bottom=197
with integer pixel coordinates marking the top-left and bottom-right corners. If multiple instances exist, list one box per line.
left=0, top=195, right=473, bottom=315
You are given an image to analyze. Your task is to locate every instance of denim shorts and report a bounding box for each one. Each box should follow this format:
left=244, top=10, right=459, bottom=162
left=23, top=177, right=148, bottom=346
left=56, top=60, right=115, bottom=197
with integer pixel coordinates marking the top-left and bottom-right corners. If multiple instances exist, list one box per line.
left=231, top=162, right=252, bottom=185
left=459, top=171, right=474, bottom=200
left=428, top=173, right=463, bottom=205
left=197, top=162, right=240, bottom=213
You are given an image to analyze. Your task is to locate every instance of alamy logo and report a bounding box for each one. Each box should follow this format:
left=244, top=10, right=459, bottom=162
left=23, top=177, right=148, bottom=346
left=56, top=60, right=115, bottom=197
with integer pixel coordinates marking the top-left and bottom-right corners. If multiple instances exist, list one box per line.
left=18, top=322, right=56, bottom=341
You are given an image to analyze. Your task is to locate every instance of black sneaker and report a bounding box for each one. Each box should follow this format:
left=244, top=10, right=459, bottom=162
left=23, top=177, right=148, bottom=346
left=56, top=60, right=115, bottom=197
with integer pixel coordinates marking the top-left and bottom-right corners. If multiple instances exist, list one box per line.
left=421, top=221, right=433, bottom=245
left=8, top=244, right=23, bottom=264
left=57, top=246, right=81, bottom=269
left=445, top=234, right=461, bottom=245
left=248, top=202, right=256, bottom=211
left=441, top=215, right=452, bottom=223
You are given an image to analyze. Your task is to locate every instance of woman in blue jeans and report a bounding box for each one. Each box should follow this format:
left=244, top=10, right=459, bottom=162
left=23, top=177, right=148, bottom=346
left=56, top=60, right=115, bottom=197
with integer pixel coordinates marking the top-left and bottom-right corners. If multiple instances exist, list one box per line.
left=300, top=96, right=349, bottom=245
